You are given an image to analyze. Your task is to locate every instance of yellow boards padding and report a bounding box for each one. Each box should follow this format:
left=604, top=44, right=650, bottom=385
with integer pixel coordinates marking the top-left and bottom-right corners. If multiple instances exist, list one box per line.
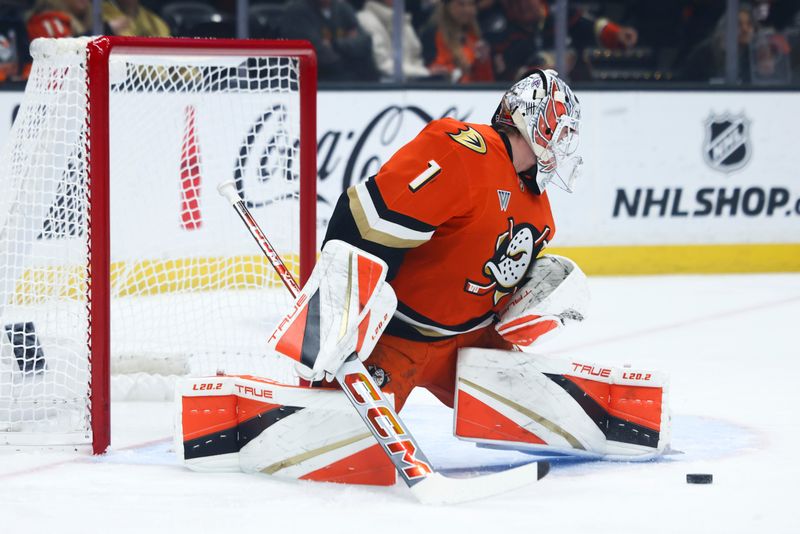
left=546, top=244, right=800, bottom=275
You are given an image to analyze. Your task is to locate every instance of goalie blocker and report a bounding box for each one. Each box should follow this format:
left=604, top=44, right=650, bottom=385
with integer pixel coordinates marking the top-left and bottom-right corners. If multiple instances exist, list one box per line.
left=454, top=349, right=670, bottom=459
left=267, top=239, right=396, bottom=383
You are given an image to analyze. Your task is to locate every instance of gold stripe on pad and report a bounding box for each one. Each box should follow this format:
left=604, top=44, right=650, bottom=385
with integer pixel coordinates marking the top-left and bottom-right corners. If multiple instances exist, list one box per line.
left=339, top=251, right=353, bottom=341
left=545, top=243, right=800, bottom=275
left=459, top=377, right=585, bottom=450
left=260, top=432, right=373, bottom=475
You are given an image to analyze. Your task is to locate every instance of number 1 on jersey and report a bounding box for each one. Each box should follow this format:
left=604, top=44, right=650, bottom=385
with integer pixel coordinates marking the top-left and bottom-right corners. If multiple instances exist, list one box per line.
left=408, top=160, right=442, bottom=192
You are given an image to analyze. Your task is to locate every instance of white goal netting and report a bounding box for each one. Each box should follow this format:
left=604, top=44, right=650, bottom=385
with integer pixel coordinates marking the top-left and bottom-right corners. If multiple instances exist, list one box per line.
left=0, top=37, right=310, bottom=447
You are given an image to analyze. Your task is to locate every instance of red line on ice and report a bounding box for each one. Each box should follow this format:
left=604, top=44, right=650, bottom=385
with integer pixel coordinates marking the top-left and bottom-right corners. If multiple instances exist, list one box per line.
left=550, top=294, right=800, bottom=355
left=0, top=437, right=171, bottom=480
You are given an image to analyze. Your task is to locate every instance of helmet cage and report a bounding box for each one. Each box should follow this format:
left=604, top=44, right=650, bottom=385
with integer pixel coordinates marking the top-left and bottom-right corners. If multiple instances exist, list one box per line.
left=500, top=70, right=583, bottom=193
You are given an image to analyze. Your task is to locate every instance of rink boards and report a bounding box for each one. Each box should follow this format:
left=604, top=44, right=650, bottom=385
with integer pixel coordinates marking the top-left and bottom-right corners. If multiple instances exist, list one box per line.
left=0, top=87, right=797, bottom=274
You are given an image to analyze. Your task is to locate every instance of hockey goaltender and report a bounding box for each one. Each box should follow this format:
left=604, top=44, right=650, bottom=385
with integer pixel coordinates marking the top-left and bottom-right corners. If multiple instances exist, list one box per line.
left=176, top=70, right=670, bottom=493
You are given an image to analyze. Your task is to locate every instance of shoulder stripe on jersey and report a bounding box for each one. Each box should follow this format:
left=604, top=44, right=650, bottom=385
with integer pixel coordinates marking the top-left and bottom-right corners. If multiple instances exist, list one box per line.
left=393, top=302, right=496, bottom=338
left=323, top=191, right=409, bottom=282
left=348, top=183, right=435, bottom=249
left=364, top=179, right=437, bottom=233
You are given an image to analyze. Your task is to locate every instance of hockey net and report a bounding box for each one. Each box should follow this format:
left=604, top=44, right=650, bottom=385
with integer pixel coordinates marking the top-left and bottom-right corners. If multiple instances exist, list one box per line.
left=0, top=37, right=317, bottom=452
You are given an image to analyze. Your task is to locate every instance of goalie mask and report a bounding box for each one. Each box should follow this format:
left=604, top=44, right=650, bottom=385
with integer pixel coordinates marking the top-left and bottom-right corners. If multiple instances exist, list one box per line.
left=493, top=69, right=582, bottom=195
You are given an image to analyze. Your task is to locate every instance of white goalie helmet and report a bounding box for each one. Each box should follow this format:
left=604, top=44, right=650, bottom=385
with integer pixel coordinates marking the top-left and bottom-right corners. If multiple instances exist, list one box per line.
left=493, top=69, right=583, bottom=194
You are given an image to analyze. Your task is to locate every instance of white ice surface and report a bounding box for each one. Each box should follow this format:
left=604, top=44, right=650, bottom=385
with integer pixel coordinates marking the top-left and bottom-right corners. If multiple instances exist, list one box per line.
left=2, top=273, right=799, bottom=533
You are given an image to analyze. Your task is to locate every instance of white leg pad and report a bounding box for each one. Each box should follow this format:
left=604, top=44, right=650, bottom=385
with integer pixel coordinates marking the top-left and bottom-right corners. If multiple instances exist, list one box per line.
left=239, top=390, right=376, bottom=478
left=455, top=348, right=670, bottom=459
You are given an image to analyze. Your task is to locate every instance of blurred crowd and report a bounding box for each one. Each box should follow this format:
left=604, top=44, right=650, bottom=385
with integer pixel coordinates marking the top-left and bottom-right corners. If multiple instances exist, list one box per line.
left=0, top=0, right=799, bottom=85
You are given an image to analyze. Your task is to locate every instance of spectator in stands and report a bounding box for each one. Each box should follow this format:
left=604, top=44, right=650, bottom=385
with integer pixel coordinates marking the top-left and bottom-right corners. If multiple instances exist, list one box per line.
left=279, top=0, right=379, bottom=82
left=619, top=2, right=682, bottom=52
left=682, top=5, right=754, bottom=82
left=482, top=0, right=638, bottom=81
left=671, top=0, right=727, bottom=70
left=784, top=7, right=800, bottom=83
left=102, top=0, right=170, bottom=37
left=0, top=2, right=29, bottom=82
left=750, top=28, right=792, bottom=83
left=751, top=0, right=795, bottom=31
left=421, top=0, right=494, bottom=83
left=407, top=0, right=437, bottom=33
left=26, top=0, right=93, bottom=40
left=477, top=0, right=497, bottom=27
left=751, top=0, right=795, bottom=84
left=358, top=0, right=444, bottom=80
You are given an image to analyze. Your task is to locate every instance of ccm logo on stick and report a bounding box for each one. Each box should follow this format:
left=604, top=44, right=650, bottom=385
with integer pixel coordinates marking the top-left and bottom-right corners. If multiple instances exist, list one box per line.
left=344, top=373, right=433, bottom=481
left=365, top=406, right=432, bottom=480
left=367, top=406, right=404, bottom=438
left=344, top=373, right=381, bottom=404
left=387, top=440, right=433, bottom=479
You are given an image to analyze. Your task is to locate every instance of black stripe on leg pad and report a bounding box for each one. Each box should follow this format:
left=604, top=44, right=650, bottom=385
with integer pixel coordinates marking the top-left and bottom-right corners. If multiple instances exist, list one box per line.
left=543, top=373, right=660, bottom=449
left=300, top=290, right=321, bottom=370
left=237, top=405, right=304, bottom=449
left=183, top=405, right=304, bottom=460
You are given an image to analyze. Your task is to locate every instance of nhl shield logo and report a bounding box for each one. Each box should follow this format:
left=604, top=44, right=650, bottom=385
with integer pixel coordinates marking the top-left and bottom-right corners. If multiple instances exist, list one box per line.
left=703, top=113, right=751, bottom=173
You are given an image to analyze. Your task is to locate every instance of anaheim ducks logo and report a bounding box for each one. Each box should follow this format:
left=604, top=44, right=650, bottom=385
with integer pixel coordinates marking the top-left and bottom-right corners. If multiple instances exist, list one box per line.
left=448, top=127, right=487, bottom=154
left=465, top=218, right=550, bottom=304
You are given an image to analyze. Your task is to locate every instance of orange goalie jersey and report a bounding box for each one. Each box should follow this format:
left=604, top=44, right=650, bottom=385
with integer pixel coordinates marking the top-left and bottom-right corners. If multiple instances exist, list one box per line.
left=324, top=117, right=556, bottom=341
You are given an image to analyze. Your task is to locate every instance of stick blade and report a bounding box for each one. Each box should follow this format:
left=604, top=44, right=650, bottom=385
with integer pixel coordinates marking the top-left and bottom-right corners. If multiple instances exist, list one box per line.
left=410, top=460, right=549, bottom=505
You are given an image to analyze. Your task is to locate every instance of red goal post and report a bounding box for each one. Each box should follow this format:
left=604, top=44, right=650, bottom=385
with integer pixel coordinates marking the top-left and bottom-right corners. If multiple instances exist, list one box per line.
left=0, top=37, right=317, bottom=454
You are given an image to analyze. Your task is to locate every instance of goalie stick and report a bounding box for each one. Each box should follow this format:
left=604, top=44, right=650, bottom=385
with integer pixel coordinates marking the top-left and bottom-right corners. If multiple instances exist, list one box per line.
left=217, top=180, right=549, bottom=504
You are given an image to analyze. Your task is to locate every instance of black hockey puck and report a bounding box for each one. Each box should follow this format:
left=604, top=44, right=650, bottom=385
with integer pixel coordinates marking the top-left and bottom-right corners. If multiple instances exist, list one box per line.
left=686, top=473, right=713, bottom=484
